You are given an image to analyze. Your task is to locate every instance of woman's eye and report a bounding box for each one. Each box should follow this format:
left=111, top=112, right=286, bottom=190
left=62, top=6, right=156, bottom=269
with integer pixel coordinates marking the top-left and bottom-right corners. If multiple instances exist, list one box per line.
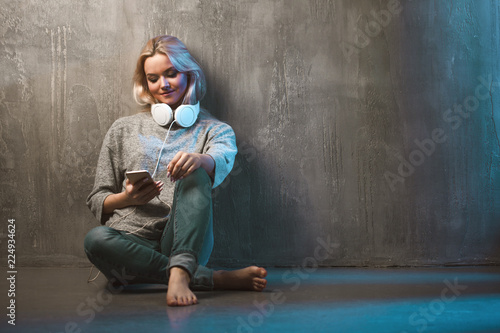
left=148, top=78, right=158, bottom=83
left=166, top=72, right=178, bottom=78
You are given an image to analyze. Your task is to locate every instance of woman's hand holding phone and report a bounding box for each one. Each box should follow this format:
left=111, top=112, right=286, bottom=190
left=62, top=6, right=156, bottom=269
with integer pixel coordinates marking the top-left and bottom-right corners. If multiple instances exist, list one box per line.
left=102, top=171, right=164, bottom=214
left=124, top=177, right=163, bottom=206
left=124, top=171, right=164, bottom=206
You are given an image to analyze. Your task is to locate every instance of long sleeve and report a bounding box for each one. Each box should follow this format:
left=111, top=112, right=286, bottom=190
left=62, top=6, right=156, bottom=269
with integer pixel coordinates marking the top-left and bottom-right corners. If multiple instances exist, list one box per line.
left=86, top=124, right=124, bottom=224
left=203, top=122, right=237, bottom=188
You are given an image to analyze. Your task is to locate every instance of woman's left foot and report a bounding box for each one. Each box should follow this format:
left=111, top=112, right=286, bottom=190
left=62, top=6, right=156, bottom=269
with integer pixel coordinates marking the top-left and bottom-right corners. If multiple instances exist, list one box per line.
left=167, top=267, right=198, bottom=306
left=213, top=266, right=268, bottom=291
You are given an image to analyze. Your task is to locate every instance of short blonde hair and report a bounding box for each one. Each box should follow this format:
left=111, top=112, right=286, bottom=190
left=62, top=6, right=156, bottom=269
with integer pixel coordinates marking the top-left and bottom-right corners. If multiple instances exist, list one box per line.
left=133, top=35, right=206, bottom=107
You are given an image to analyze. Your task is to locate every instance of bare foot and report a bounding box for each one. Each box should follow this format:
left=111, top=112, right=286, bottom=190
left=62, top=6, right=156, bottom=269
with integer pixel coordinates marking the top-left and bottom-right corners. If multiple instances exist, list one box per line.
left=166, top=267, right=198, bottom=307
left=213, top=266, right=267, bottom=291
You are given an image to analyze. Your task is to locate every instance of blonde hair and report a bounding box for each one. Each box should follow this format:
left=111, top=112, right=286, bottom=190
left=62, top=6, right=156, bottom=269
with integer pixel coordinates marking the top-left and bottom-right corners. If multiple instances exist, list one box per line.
left=133, top=35, right=206, bottom=107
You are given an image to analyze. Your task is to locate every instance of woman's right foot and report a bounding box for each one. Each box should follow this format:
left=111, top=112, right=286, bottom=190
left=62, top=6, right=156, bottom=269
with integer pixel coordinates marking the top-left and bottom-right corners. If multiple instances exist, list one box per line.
left=167, top=267, right=198, bottom=307
left=213, top=266, right=267, bottom=291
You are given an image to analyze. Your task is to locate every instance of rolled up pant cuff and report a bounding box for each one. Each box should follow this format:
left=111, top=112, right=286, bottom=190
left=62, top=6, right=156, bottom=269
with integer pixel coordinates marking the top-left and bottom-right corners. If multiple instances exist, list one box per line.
left=168, top=252, right=198, bottom=278
left=167, top=252, right=214, bottom=290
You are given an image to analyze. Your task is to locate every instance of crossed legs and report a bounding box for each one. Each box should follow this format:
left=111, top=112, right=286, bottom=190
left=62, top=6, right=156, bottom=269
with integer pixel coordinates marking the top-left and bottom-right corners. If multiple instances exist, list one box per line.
left=84, top=169, right=267, bottom=307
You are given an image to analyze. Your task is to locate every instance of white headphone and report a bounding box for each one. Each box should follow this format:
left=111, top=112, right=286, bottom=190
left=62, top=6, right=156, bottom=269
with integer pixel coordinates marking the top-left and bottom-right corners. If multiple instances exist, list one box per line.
left=151, top=102, right=200, bottom=128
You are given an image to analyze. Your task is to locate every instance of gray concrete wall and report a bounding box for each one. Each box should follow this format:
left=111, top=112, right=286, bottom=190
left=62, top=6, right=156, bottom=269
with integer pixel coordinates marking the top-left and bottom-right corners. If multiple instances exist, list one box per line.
left=1, top=0, right=499, bottom=267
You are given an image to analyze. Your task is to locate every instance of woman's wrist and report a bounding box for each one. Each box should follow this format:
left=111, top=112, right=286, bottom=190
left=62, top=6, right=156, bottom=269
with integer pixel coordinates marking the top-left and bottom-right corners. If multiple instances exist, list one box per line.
left=200, top=154, right=215, bottom=178
left=103, top=192, right=132, bottom=214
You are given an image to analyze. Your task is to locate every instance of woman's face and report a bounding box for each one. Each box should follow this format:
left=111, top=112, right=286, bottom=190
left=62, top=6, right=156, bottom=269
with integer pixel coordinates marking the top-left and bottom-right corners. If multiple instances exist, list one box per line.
left=144, top=53, right=188, bottom=110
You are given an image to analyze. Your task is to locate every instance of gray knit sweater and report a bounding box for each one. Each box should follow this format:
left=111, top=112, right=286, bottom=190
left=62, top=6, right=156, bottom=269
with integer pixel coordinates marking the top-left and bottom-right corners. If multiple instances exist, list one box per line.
left=86, top=109, right=237, bottom=239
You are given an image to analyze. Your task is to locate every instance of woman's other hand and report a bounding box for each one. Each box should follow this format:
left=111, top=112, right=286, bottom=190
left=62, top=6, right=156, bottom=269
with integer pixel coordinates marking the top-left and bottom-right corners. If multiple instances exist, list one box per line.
left=167, top=152, right=214, bottom=182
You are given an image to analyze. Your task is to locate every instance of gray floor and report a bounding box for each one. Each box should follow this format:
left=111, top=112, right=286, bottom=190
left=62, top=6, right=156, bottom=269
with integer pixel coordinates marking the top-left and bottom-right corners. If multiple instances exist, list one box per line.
left=1, top=266, right=500, bottom=332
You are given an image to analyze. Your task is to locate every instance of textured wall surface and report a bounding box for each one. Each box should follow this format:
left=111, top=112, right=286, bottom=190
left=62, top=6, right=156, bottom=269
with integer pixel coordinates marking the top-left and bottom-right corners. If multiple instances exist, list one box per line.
left=1, top=0, right=499, bottom=267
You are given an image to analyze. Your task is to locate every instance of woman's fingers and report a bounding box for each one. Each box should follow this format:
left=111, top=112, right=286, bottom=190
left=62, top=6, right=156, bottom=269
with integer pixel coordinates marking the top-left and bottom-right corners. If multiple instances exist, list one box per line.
left=168, top=152, right=188, bottom=179
left=139, top=181, right=163, bottom=203
left=168, top=152, right=201, bottom=181
left=126, top=179, right=163, bottom=205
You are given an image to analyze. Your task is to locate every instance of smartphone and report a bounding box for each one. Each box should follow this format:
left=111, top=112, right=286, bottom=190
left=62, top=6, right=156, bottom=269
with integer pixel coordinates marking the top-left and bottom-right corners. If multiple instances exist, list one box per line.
left=125, top=170, right=154, bottom=185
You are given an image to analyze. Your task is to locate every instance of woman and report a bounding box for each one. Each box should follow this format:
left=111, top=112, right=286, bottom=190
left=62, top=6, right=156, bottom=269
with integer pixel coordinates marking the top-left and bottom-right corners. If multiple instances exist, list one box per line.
left=84, top=35, right=267, bottom=307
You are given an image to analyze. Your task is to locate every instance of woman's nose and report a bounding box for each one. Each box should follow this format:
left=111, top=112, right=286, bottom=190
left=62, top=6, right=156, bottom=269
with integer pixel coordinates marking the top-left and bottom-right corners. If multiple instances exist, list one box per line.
left=160, top=76, right=170, bottom=89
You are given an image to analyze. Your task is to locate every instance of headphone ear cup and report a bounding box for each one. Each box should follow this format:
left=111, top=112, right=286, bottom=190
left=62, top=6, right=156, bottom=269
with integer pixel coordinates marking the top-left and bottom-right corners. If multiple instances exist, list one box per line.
left=175, top=103, right=200, bottom=127
left=151, top=104, right=173, bottom=126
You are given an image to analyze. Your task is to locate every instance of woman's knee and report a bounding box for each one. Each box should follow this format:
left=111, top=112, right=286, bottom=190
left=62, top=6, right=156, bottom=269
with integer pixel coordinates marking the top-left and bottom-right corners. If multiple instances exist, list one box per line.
left=84, top=226, right=116, bottom=256
left=176, top=168, right=212, bottom=199
left=183, top=168, right=211, bottom=187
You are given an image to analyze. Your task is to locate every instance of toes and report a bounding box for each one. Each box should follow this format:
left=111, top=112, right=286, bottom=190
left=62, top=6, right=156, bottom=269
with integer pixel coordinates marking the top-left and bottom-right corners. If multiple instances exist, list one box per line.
left=251, top=267, right=268, bottom=291
left=180, top=296, right=195, bottom=306
left=251, top=266, right=267, bottom=278
left=253, top=278, right=267, bottom=291
left=180, top=295, right=198, bottom=306
left=187, top=296, right=197, bottom=305
left=254, top=284, right=265, bottom=291
left=167, top=298, right=178, bottom=306
left=167, top=294, right=198, bottom=307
